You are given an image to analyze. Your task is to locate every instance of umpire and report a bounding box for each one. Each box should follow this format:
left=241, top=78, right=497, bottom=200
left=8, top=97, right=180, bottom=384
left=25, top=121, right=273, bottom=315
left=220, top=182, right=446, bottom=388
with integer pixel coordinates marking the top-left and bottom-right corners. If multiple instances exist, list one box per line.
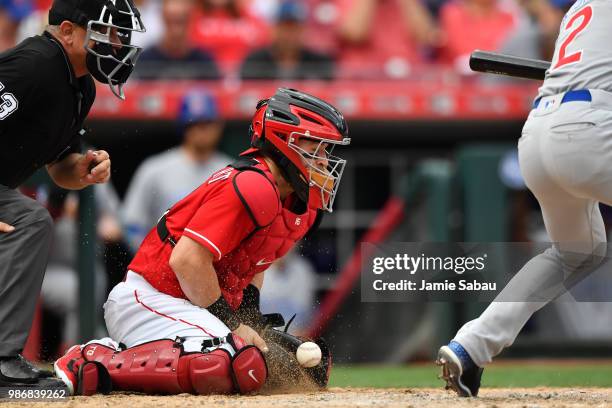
left=0, top=0, right=144, bottom=387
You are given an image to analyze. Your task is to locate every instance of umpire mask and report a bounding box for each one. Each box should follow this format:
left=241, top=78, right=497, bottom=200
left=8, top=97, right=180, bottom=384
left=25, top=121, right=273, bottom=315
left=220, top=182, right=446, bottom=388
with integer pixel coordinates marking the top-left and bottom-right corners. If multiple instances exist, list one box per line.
left=49, top=0, right=146, bottom=100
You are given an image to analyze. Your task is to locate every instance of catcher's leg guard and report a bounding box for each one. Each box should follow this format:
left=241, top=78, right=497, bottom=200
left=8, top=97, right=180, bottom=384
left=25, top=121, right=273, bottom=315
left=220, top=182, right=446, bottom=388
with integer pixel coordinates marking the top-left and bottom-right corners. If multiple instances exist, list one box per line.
left=177, top=350, right=234, bottom=394
left=232, top=346, right=268, bottom=394
left=77, top=361, right=112, bottom=396
left=84, top=339, right=190, bottom=394
left=82, top=339, right=267, bottom=395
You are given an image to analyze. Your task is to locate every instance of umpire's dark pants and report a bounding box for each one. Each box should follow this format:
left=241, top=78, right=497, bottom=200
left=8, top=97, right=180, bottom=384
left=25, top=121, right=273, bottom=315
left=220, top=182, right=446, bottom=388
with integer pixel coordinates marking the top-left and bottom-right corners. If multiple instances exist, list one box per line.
left=0, top=184, right=53, bottom=357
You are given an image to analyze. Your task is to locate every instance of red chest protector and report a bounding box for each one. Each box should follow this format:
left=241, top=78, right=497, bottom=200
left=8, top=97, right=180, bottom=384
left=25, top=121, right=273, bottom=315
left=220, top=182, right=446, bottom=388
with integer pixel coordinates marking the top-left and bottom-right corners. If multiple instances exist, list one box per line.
left=216, top=157, right=318, bottom=309
left=149, top=157, right=320, bottom=310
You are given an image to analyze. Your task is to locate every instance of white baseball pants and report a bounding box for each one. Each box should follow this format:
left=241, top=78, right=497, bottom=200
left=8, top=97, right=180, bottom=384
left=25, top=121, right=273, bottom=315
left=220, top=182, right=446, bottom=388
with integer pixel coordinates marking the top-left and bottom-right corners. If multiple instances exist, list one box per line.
left=102, top=271, right=234, bottom=355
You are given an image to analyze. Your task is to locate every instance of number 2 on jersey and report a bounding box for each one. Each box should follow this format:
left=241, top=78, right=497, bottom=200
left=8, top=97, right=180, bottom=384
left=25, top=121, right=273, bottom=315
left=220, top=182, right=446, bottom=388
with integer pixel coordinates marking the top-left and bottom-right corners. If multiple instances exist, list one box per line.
left=0, top=82, right=18, bottom=120
left=552, top=5, right=593, bottom=70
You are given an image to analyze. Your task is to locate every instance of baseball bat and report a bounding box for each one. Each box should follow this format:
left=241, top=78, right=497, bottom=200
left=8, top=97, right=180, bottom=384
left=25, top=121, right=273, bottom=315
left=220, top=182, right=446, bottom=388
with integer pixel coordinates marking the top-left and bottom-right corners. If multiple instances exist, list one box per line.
left=469, top=50, right=551, bottom=80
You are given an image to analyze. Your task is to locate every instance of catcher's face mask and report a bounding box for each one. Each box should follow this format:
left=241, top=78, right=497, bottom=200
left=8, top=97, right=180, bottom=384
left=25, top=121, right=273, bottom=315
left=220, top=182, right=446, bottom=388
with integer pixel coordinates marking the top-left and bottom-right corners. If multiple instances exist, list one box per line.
left=288, top=132, right=349, bottom=212
left=84, top=0, right=145, bottom=100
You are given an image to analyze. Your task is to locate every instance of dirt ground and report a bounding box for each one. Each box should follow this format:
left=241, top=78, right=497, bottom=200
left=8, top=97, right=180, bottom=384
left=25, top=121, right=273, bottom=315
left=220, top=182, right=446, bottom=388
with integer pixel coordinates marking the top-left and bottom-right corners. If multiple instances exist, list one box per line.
left=2, top=387, right=612, bottom=408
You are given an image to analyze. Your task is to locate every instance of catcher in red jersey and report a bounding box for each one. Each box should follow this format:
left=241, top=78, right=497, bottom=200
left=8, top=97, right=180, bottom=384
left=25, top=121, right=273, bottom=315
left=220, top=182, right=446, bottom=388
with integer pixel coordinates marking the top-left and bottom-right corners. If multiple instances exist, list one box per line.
left=53, top=88, right=350, bottom=396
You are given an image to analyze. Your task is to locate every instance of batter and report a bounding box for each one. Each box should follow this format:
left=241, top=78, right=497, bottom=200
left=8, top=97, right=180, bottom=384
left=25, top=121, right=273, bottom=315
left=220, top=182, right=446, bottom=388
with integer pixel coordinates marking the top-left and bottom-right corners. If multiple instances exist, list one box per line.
left=437, top=0, right=612, bottom=396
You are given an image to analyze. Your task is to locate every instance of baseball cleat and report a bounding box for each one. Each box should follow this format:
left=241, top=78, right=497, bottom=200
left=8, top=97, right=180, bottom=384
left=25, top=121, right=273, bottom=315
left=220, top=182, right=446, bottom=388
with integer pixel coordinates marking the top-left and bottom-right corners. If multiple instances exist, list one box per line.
left=0, top=354, right=53, bottom=384
left=54, top=344, right=113, bottom=396
left=436, top=342, right=483, bottom=397
left=54, top=344, right=82, bottom=395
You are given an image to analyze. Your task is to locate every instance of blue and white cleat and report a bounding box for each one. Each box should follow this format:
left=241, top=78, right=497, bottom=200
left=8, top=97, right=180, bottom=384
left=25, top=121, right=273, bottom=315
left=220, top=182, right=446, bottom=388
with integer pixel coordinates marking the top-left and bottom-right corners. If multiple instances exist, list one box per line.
left=436, top=341, right=484, bottom=397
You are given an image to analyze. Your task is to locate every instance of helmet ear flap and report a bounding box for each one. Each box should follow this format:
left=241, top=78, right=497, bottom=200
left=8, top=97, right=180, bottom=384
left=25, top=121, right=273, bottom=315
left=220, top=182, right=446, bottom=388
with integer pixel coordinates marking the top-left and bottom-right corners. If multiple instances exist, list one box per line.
left=250, top=105, right=266, bottom=148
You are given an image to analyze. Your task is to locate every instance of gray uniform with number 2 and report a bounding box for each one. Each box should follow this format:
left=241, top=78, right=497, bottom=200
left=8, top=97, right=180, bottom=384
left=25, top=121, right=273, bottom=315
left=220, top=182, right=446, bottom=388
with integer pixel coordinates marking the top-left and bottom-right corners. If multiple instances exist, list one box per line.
left=454, top=0, right=612, bottom=366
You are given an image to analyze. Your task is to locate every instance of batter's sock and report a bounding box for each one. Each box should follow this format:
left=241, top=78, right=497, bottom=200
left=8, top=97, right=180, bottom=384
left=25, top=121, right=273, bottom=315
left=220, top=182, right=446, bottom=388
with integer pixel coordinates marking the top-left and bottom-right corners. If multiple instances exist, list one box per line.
left=448, top=341, right=475, bottom=370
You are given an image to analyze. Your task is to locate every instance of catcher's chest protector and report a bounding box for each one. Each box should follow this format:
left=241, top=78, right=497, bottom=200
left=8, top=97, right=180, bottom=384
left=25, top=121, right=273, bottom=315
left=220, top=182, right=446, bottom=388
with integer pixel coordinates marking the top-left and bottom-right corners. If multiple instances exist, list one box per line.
left=215, top=159, right=318, bottom=309
left=140, top=157, right=318, bottom=304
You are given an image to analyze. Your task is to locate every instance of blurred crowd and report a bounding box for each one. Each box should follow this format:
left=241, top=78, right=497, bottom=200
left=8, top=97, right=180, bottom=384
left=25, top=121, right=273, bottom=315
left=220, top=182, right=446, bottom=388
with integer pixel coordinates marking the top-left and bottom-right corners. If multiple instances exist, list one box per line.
left=1, top=0, right=573, bottom=81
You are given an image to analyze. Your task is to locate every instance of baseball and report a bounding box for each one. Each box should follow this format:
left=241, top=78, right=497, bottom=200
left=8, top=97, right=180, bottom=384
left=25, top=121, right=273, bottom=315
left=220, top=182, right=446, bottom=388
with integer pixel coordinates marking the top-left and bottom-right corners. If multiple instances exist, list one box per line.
left=296, top=342, right=322, bottom=368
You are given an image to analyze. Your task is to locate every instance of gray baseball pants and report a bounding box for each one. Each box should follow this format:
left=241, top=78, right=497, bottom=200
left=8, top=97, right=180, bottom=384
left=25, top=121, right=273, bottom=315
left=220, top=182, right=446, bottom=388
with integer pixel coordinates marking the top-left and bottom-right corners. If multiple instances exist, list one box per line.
left=0, top=184, right=53, bottom=357
left=455, top=89, right=612, bottom=366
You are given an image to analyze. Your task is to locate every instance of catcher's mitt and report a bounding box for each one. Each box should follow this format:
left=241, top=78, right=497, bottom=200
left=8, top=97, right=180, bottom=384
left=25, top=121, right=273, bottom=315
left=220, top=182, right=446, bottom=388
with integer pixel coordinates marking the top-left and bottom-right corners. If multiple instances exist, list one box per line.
left=258, top=314, right=332, bottom=393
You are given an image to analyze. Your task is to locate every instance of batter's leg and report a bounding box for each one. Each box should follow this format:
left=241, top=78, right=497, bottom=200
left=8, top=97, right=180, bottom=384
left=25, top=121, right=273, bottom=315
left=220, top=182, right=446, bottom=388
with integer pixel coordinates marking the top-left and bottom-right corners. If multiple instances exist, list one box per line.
left=454, top=111, right=607, bottom=367
left=0, top=186, right=53, bottom=358
left=454, top=203, right=604, bottom=366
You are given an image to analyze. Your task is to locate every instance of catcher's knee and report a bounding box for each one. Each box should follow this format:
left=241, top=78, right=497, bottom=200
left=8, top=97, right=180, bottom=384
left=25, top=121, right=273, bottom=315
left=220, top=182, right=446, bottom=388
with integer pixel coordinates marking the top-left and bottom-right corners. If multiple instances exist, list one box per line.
left=231, top=346, right=268, bottom=394
left=181, top=346, right=267, bottom=395
left=178, top=349, right=234, bottom=394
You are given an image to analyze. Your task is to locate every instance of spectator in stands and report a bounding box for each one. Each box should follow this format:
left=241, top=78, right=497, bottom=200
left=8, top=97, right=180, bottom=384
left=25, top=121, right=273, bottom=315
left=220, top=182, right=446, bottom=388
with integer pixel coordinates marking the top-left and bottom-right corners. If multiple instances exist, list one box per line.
left=437, top=0, right=517, bottom=74
left=122, top=91, right=231, bottom=252
left=34, top=0, right=51, bottom=9
left=499, top=0, right=568, bottom=62
left=248, top=0, right=279, bottom=21
left=132, top=0, right=163, bottom=49
left=337, top=0, right=440, bottom=79
left=249, top=0, right=343, bottom=58
left=0, top=0, right=33, bottom=52
left=240, top=0, right=334, bottom=80
left=189, top=0, right=270, bottom=74
left=15, top=2, right=46, bottom=43
left=304, top=0, right=346, bottom=55
left=135, top=0, right=221, bottom=80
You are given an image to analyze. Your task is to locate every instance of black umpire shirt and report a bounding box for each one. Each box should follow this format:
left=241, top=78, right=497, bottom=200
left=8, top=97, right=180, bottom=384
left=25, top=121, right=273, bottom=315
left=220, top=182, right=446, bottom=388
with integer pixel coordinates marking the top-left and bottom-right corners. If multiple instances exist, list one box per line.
left=0, top=31, right=96, bottom=189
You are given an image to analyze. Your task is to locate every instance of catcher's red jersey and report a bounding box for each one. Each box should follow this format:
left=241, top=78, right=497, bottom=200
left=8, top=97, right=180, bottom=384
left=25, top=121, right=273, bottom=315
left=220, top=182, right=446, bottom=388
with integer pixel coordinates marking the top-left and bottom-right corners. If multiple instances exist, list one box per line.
left=128, top=156, right=317, bottom=309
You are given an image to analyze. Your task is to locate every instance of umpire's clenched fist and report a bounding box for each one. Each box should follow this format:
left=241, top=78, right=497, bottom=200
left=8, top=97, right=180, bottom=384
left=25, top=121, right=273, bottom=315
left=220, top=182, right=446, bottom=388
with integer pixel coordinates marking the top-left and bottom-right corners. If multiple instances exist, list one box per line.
left=77, top=149, right=111, bottom=185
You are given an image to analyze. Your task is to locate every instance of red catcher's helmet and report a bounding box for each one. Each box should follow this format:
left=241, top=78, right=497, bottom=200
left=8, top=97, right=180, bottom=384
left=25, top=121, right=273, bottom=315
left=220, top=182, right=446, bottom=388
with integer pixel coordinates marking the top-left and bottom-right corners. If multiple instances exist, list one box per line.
left=242, top=88, right=350, bottom=212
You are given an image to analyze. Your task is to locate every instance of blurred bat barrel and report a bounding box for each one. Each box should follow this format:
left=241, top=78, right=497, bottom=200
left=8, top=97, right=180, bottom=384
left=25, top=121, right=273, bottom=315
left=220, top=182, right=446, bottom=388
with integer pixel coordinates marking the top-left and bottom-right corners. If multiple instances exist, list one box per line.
left=469, top=50, right=551, bottom=80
